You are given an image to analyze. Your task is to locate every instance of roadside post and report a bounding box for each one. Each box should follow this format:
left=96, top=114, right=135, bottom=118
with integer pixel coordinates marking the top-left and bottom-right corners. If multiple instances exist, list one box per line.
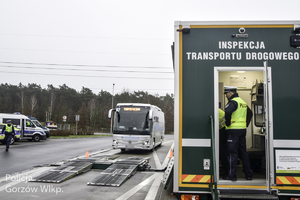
left=63, top=115, right=67, bottom=122
left=63, top=115, right=67, bottom=130
left=110, top=83, right=115, bottom=133
left=75, top=115, right=80, bottom=135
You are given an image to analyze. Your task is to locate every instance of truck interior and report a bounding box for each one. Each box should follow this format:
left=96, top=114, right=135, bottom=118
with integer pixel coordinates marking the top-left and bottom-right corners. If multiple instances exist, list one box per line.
left=216, top=67, right=271, bottom=186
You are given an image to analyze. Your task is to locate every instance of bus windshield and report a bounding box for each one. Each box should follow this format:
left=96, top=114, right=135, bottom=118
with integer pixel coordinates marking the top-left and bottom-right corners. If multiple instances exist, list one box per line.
left=113, top=106, right=150, bottom=135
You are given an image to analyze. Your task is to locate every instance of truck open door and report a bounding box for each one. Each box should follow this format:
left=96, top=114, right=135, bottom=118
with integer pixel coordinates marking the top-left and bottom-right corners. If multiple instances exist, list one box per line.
left=263, top=61, right=274, bottom=194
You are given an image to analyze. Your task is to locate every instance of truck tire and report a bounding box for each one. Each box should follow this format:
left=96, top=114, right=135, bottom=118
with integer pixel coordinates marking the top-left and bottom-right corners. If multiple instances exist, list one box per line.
left=32, top=135, right=41, bottom=142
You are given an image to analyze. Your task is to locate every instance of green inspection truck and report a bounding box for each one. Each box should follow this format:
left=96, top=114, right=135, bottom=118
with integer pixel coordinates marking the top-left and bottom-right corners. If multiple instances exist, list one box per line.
left=172, top=21, right=300, bottom=200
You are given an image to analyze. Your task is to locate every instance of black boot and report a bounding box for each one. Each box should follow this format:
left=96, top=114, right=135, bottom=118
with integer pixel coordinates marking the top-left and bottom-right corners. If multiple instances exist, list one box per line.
left=222, top=175, right=237, bottom=181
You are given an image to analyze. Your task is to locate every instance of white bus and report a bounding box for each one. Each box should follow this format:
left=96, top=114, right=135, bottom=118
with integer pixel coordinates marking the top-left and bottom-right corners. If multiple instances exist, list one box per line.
left=108, top=103, right=165, bottom=151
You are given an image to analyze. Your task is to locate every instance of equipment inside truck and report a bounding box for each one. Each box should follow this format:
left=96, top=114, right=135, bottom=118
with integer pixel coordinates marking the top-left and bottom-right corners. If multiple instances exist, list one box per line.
left=216, top=67, right=271, bottom=186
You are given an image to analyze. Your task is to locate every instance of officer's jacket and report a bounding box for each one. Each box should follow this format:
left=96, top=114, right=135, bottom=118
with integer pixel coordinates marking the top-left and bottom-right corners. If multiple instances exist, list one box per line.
left=2, top=124, right=15, bottom=135
left=225, top=93, right=253, bottom=129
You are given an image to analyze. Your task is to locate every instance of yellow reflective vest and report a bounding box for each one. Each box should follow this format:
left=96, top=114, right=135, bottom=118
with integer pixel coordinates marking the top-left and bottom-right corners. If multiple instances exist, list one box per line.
left=226, top=97, right=247, bottom=130
left=219, top=108, right=226, bottom=129
left=5, top=124, right=13, bottom=133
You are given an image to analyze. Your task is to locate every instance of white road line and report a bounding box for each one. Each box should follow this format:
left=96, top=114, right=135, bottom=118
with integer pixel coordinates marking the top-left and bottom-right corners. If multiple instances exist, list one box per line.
left=145, top=173, right=163, bottom=200
left=116, top=173, right=160, bottom=200
left=121, top=141, right=173, bottom=200
left=163, top=140, right=173, bottom=144
left=153, top=140, right=174, bottom=169
left=153, top=150, right=163, bottom=169
left=69, top=148, right=114, bottom=160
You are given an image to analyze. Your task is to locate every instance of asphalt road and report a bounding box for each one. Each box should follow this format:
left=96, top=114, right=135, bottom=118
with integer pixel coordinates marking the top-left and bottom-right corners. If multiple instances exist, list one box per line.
left=0, top=136, right=113, bottom=178
left=0, top=134, right=175, bottom=200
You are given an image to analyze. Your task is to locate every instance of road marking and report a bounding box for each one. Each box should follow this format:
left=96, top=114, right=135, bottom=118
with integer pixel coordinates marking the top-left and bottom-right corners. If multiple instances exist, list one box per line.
left=153, top=140, right=174, bottom=170
left=116, top=173, right=160, bottom=200
left=116, top=141, right=173, bottom=199
left=68, top=148, right=114, bottom=160
left=163, top=140, right=174, bottom=144
left=145, top=173, right=163, bottom=200
left=153, top=150, right=163, bottom=169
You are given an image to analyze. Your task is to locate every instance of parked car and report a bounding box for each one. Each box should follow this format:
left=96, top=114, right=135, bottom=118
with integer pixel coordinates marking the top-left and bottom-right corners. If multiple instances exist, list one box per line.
left=0, top=124, right=21, bottom=145
left=46, top=121, right=57, bottom=131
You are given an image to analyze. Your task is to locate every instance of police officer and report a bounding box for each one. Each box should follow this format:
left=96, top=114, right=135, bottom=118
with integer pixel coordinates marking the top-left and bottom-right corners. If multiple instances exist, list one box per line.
left=26, top=120, right=31, bottom=127
left=2, top=120, right=15, bottom=151
left=222, top=86, right=253, bottom=181
left=219, top=102, right=228, bottom=175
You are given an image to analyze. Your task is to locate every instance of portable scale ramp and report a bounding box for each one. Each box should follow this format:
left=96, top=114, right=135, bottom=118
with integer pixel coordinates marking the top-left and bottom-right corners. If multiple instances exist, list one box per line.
left=30, top=159, right=96, bottom=183
left=87, top=157, right=150, bottom=187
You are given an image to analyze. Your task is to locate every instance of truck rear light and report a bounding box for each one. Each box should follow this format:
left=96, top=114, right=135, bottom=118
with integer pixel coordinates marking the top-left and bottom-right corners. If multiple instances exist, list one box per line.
left=291, top=198, right=300, bottom=200
left=181, top=194, right=199, bottom=200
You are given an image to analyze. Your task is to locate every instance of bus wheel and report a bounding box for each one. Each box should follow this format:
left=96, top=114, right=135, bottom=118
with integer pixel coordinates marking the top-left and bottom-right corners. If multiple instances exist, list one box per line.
left=10, top=137, right=15, bottom=145
left=158, top=136, right=163, bottom=147
left=32, top=135, right=41, bottom=142
left=121, top=148, right=126, bottom=152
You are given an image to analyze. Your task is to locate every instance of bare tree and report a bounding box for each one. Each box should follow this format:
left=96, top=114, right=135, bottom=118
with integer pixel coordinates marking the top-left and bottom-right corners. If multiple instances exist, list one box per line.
left=77, top=102, right=89, bottom=131
left=88, top=98, right=96, bottom=126
left=48, top=91, right=56, bottom=121
left=30, top=94, right=38, bottom=116
left=17, top=90, right=26, bottom=114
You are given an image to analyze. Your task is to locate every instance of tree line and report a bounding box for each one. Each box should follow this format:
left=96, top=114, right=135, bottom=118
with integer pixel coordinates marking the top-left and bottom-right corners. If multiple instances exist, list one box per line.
left=0, top=83, right=174, bottom=133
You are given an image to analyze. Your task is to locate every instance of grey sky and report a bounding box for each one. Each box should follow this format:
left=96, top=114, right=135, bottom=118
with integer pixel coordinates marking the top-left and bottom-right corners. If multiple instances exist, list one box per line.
left=0, top=0, right=299, bottom=95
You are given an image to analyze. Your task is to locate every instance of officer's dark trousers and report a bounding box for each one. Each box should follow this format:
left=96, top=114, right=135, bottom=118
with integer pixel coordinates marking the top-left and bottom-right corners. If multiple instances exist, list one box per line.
left=5, top=135, right=12, bottom=150
left=227, top=129, right=252, bottom=178
left=219, top=127, right=228, bottom=172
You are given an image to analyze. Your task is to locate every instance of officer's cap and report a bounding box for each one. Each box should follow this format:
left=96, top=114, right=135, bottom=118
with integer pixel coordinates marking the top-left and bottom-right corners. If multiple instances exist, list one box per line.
left=224, top=86, right=237, bottom=94
left=6, top=120, right=11, bottom=123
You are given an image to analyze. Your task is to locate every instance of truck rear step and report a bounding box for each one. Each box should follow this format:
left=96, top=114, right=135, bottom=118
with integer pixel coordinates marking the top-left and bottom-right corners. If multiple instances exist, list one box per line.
left=218, top=193, right=278, bottom=200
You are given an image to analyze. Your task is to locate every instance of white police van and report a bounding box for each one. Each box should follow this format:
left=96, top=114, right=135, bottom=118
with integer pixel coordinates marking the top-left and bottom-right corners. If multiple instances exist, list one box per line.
left=0, top=113, right=47, bottom=142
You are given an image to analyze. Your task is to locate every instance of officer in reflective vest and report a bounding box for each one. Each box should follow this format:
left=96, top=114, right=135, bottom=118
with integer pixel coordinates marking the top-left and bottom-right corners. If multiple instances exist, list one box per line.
left=219, top=102, right=228, bottom=175
left=222, top=86, right=253, bottom=181
left=2, top=120, right=15, bottom=151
